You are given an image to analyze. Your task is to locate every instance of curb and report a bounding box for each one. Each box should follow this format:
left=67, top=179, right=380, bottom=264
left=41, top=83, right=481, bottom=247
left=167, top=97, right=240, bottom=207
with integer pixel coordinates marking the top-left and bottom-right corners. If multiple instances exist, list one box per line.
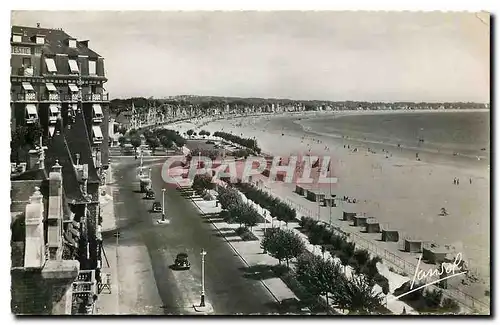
left=183, top=186, right=282, bottom=305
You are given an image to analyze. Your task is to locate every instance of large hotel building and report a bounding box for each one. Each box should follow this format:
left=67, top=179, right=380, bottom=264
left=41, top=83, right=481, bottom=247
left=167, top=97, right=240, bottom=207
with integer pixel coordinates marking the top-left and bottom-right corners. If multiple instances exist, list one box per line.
left=10, top=24, right=110, bottom=314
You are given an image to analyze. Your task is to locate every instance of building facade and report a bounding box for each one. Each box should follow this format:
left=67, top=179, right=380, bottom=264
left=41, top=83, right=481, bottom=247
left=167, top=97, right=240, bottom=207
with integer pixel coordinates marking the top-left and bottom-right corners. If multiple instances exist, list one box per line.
left=10, top=25, right=110, bottom=315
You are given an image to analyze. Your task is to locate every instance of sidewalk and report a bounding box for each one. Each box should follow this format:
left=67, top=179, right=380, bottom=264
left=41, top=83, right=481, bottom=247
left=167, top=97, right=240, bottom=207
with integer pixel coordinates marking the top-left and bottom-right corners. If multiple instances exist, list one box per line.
left=100, top=164, right=117, bottom=233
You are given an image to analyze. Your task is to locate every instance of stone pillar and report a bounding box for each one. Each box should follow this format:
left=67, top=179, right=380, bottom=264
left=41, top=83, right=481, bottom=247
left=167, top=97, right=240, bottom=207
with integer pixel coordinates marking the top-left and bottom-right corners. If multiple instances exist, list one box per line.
left=48, top=161, right=63, bottom=260
left=24, top=187, right=45, bottom=268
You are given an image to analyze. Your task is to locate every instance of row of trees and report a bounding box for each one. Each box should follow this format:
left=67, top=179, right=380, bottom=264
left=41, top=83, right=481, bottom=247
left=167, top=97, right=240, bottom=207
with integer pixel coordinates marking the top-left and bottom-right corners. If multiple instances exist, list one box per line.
left=217, top=186, right=261, bottom=231
left=213, top=131, right=261, bottom=154
left=299, top=216, right=389, bottom=293
left=259, top=227, right=383, bottom=314
left=119, top=128, right=187, bottom=154
left=234, top=182, right=297, bottom=225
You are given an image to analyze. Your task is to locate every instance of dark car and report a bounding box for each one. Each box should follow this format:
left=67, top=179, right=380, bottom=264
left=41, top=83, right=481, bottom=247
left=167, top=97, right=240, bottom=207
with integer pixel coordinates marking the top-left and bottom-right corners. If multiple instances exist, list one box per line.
left=152, top=201, right=162, bottom=213
left=174, top=253, right=191, bottom=270
left=206, top=140, right=215, bottom=144
left=145, top=189, right=155, bottom=200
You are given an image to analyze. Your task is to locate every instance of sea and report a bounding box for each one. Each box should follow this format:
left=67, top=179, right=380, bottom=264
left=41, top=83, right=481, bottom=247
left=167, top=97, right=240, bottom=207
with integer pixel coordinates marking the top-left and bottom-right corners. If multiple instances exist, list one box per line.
left=272, top=110, right=490, bottom=170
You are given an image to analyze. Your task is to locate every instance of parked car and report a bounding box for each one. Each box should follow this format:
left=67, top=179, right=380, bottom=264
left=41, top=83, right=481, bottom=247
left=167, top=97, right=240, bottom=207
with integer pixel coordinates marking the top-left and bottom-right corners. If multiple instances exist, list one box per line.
left=151, top=201, right=162, bottom=213
left=279, top=298, right=311, bottom=314
left=174, top=253, right=191, bottom=270
left=206, top=140, right=215, bottom=144
left=145, top=189, right=155, bottom=200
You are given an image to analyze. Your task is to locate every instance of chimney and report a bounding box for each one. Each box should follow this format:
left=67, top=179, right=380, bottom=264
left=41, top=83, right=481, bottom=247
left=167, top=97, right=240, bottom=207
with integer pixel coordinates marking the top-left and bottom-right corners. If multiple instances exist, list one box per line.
left=24, top=187, right=45, bottom=268
left=52, top=159, right=62, bottom=174
left=37, top=23, right=40, bottom=28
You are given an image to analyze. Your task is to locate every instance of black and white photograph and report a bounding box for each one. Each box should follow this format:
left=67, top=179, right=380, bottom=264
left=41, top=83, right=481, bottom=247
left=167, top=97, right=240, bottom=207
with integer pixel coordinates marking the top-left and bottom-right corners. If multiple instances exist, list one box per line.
left=7, top=9, right=491, bottom=316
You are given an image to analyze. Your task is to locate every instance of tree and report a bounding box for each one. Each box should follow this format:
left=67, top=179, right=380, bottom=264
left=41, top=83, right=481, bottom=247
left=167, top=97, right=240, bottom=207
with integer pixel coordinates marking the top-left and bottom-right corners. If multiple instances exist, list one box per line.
left=192, top=173, right=214, bottom=194
left=261, top=228, right=305, bottom=267
left=130, top=136, right=142, bottom=153
left=296, top=253, right=343, bottom=313
left=239, top=205, right=260, bottom=231
left=160, top=136, right=174, bottom=149
left=146, top=137, right=160, bottom=154
left=333, top=273, right=383, bottom=314
left=217, top=187, right=243, bottom=210
left=118, top=136, right=127, bottom=147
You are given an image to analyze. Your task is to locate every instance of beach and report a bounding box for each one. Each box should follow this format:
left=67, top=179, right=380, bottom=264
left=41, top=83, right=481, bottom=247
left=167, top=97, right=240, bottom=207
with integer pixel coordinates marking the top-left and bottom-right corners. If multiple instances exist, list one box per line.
left=168, top=110, right=490, bottom=302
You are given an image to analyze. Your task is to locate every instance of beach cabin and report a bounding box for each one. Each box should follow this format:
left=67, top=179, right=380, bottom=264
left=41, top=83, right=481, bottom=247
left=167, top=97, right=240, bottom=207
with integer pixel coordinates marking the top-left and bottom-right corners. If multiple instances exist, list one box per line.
left=343, top=211, right=356, bottom=221
left=422, top=245, right=453, bottom=264
left=353, top=215, right=368, bottom=227
left=381, top=230, right=400, bottom=242
left=295, top=185, right=308, bottom=196
left=365, top=218, right=381, bottom=233
left=323, top=195, right=337, bottom=207
left=404, top=239, right=423, bottom=253
left=306, top=189, right=326, bottom=203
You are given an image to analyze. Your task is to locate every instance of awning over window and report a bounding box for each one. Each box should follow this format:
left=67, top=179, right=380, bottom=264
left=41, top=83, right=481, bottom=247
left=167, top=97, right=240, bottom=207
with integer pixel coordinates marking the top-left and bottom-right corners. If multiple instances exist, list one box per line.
left=68, top=59, right=79, bottom=73
left=93, top=104, right=103, bottom=115
left=68, top=84, right=79, bottom=92
left=45, top=58, right=57, bottom=72
left=22, top=82, right=34, bottom=91
left=26, top=104, right=37, bottom=115
left=48, top=126, right=55, bottom=137
left=46, top=83, right=57, bottom=92
left=92, top=125, right=103, bottom=138
left=49, top=104, right=60, bottom=114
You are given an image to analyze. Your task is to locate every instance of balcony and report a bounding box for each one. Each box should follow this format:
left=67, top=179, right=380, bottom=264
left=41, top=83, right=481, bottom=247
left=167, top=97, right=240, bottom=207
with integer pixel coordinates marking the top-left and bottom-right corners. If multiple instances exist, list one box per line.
left=12, top=92, right=37, bottom=102
left=26, top=116, right=38, bottom=124
left=82, top=93, right=109, bottom=102
left=61, top=93, right=80, bottom=102
left=40, top=93, right=61, bottom=102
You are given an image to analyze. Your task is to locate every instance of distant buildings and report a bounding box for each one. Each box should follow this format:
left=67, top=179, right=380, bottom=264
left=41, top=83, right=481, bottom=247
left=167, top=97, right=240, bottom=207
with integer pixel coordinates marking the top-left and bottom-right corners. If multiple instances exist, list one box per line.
left=10, top=24, right=110, bottom=315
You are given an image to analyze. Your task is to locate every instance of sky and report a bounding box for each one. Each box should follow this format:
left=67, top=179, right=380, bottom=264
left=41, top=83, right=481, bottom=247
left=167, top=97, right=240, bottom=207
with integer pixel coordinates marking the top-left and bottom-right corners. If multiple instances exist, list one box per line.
left=11, top=11, right=490, bottom=102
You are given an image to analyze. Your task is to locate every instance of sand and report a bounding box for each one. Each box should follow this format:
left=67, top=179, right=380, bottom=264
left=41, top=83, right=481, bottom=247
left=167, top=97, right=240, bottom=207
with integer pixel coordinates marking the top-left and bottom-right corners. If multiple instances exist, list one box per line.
left=166, top=111, right=490, bottom=306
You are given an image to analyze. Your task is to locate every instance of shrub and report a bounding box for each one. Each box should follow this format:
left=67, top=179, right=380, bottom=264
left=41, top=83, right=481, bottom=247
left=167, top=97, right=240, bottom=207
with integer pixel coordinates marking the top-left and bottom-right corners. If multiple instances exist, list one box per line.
left=441, top=298, right=460, bottom=314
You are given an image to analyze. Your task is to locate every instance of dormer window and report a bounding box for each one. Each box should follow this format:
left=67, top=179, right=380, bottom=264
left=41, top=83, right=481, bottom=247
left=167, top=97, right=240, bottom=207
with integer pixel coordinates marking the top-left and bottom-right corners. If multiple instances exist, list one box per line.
left=68, top=39, right=77, bottom=48
left=12, top=33, right=22, bottom=43
left=36, top=35, right=44, bottom=44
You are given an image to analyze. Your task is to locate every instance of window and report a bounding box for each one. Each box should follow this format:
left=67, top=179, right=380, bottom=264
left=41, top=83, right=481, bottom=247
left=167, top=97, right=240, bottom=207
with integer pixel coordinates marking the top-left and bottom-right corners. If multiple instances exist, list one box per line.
left=89, top=60, right=96, bottom=75
left=13, top=34, right=22, bottom=43
left=68, top=59, right=79, bottom=73
left=22, top=82, right=34, bottom=91
left=22, top=57, right=31, bottom=67
left=36, top=36, right=44, bottom=44
left=46, top=83, right=57, bottom=92
left=68, top=84, right=79, bottom=92
left=68, top=39, right=77, bottom=48
left=45, top=58, right=57, bottom=73
left=34, top=47, right=42, bottom=55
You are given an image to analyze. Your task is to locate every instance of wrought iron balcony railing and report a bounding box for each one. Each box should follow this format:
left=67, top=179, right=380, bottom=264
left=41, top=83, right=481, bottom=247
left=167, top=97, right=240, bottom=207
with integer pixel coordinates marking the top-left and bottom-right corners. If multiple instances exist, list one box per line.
left=40, top=93, right=61, bottom=101
left=82, top=93, right=109, bottom=102
left=12, top=92, right=37, bottom=102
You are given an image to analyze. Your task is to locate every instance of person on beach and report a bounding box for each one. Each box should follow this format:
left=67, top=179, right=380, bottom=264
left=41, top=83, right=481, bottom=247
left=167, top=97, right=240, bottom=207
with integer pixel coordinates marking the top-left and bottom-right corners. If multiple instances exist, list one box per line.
left=457, top=178, right=460, bottom=185
left=453, top=178, right=456, bottom=185
left=470, top=178, right=472, bottom=184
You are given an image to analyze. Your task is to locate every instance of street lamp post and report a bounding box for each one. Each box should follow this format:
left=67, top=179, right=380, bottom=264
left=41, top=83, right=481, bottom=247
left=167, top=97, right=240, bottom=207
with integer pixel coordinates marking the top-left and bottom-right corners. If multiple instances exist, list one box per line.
left=161, top=188, right=166, bottom=221
left=200, top=249, right=207, bottom=307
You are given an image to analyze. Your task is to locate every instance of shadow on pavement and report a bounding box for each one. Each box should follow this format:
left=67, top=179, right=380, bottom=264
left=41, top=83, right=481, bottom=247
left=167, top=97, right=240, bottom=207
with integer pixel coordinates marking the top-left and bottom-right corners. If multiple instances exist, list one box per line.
left=238, top=264, right=277, bottom=281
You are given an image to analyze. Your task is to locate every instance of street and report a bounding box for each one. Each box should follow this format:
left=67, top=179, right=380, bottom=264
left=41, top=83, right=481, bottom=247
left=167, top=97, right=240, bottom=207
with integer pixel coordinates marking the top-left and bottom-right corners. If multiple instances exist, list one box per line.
left=103, top=157, right=280, bottom=315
